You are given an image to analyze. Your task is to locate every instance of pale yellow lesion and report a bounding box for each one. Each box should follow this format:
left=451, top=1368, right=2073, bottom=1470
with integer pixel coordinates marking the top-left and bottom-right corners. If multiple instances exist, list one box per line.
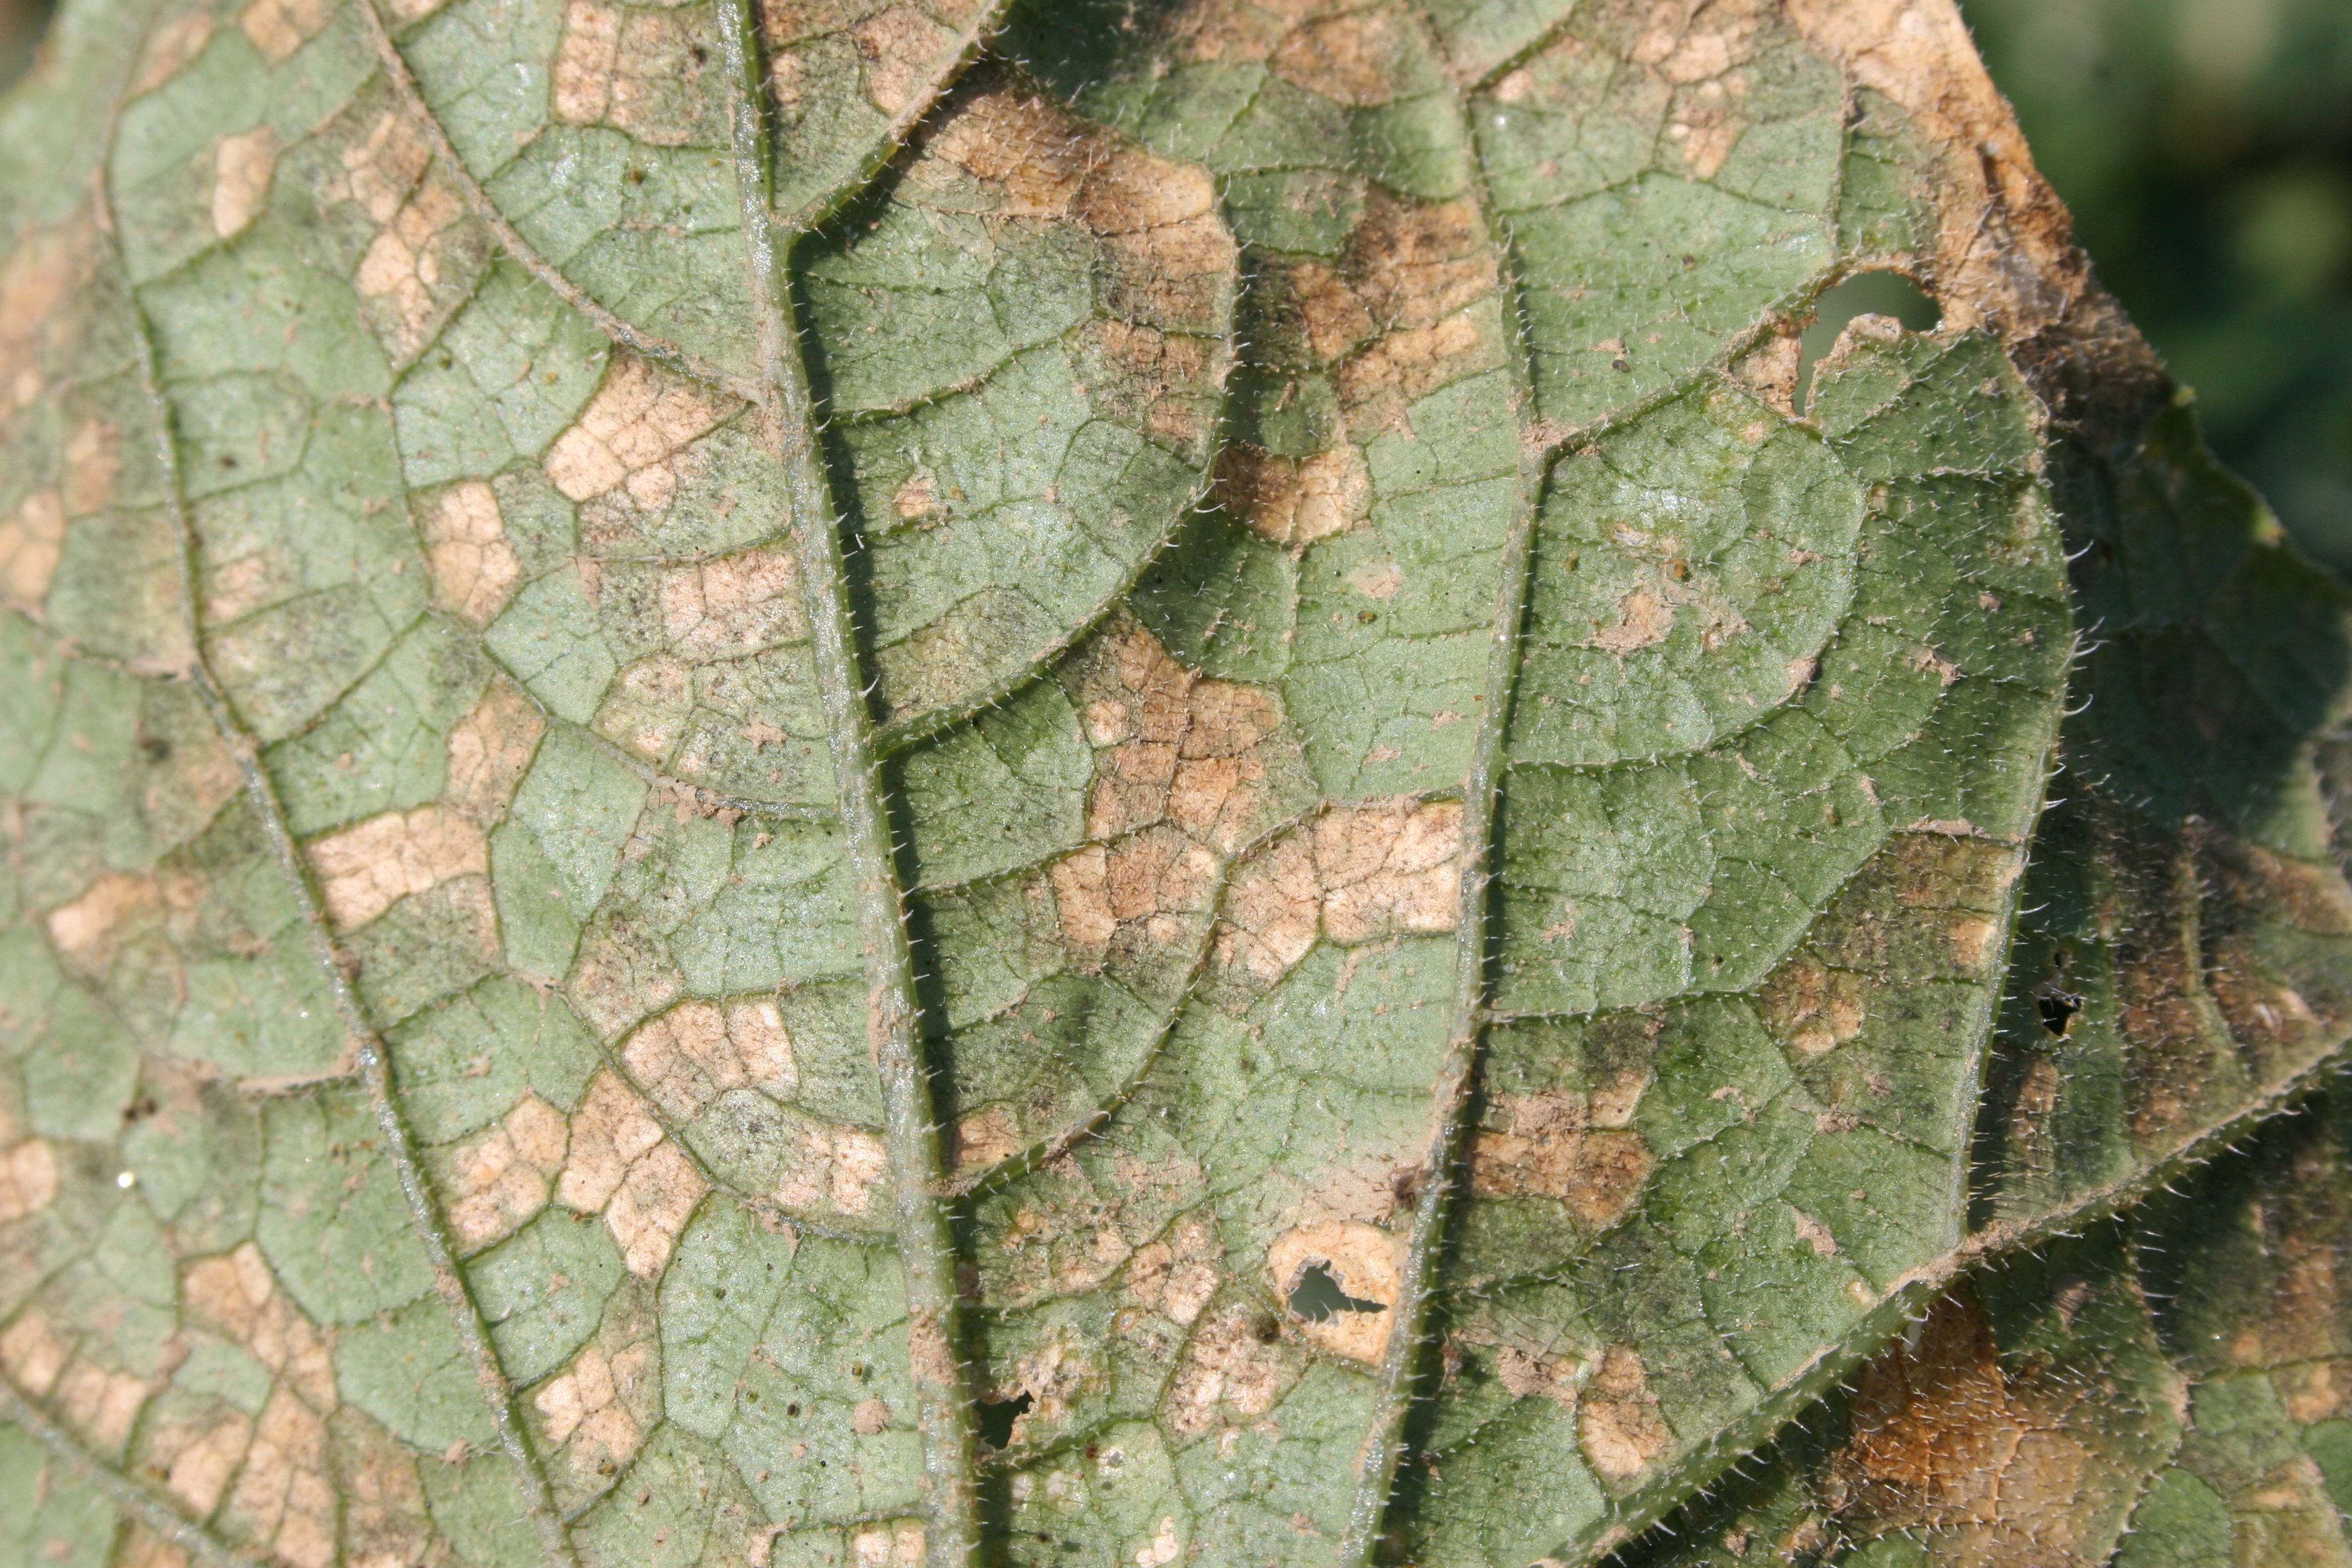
left=309, top=110, right=485, bottom=360
left=45, top=869, right=185, bottom=977
left=0, top=1310, right=151, bottom=1454
left=620, top=997, right=797, bottom=1122
left=550, top=0, right=722, bottom=147
left=1122, top=1212, right=1222, bottom=1330
left=90, top=1244, right=346, bottom=1564
left=650, top=548, right=805, bottom=658
left=1165, top=1300, right=1292, bottom=1438
left=1216, top=795, right=1464, bottom=990
left=0, top=1128, right=58, bottom=1223
left=130, top=10, right=215, bottom=95
left=0, top=489, right=64, bottom=612
left=299, top=677, right=543, bottom=931
left=418, top=481, right=520, bottom=628
left=533, top=1331, right=659, bottom=1482
left=438, top=1093, right=571, bottom=1249
left=305, top=805, right=489, bottom=932
left=0, top=395, right=114, bottom=622
left=770, top=1116, right=890, bottom=1218
left=211, top=128, right=278, bottom=240
left=238, top=0, right=329, bottom=62
left=0, top=219, right=91, bottom=424
left=546, top=355, right=732, bottom=514
left=1048, top=624, right=1297, bottom=967
left=1579, top=1344, right=1673, bottom=1483
left=444, top=677, right=545, bottom=825
left=554, top=1071, right=709, bottom=1275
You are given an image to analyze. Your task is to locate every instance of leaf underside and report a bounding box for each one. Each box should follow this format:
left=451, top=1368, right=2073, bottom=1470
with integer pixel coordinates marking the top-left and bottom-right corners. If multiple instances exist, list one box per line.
left=1, top=0, right=2348, bottom=1565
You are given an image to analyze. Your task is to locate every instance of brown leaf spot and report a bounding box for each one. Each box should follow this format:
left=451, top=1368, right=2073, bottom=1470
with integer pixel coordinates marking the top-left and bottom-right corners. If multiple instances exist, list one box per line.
left=1268, top=1220, right=1400, bottom=1365
left=305, top=805, right=489, bottom=932
left=1167, top=1302, right=1291, bottom=1437
left=1212, top=441, right=1371, bottom=548
left=1468, top=1093, right=1655, bottom=1227
left=1081, top=318, right=1217, bottom=452
left=1591, top=583, right=1674, bottom=655
left=891, top=470, right=939, bottom=520
left=1496, top=1344, right=1582, bottom=1405
left=1580, top=1344, right=1671, bottom=1483
left=1335, top=311, right=1497, bottom=441
left=1734, top=326, right=1804, bottom=418
left=1785, top=0, right=2082, bottom=340
left=849, top=7, right=956, bottom=113
left=1268, top=8, right=1412, bottom=106
left=950, top=1104, right=1021, bottom=1171
left=420, top=481, right=520, bottom=627
left=1758, top=954, right=1869, bottom=1054
left=1833, top=1287, right=2103, bottom=1567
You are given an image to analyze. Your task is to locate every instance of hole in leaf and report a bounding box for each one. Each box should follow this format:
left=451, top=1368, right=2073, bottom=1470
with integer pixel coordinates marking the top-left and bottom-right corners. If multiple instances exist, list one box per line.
left=976, top=1391, right=1033, bottom=1450
left=1287, top=1262, right=1385, bottom=1322
left=1795, top=271, right=1942, bottom=416
left=2037, top=989, right=2084, bottom=1038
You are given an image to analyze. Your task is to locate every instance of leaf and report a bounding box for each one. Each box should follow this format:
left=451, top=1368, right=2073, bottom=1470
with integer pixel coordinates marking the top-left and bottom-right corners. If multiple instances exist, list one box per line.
left=0, top=0, right=2348, bottom=1565
left=1614, top=1078, right=2352, bottom=1568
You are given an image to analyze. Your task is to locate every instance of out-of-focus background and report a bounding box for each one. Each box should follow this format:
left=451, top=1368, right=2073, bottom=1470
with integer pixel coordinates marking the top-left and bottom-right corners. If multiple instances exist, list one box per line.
left=1, top=0, right=2347, bottom=567
left=1963, top=0, right=2352, bottom=573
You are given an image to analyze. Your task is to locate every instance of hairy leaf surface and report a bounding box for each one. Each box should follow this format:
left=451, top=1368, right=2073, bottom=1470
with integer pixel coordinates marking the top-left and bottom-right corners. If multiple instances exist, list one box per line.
left=1, top=0, right=2349, bottom=1565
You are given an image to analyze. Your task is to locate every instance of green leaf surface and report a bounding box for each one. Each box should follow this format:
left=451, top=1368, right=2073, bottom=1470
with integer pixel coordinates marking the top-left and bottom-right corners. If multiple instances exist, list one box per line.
left=1, top=0, right=2349, bottom=1565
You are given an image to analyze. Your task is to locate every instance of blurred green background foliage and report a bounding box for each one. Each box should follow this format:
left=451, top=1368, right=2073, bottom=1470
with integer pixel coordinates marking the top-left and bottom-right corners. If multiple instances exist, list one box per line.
left=1962, top=0, right=2352, bottom=573
left=1, top=0, right=2346, bottom=567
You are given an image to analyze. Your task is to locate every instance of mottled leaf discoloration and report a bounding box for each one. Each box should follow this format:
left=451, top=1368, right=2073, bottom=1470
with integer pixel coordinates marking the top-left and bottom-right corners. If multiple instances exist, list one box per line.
left=3, top=0, right=2351, bottom=1565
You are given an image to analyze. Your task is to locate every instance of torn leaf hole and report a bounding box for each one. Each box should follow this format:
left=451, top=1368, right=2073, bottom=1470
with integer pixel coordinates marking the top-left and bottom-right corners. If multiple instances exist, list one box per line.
left=1287, top=1261, right=1386, bottom=1323
left=976, top=1391, right=1033, bottom=1451
left=1795, top=271, right=1942, bottom=415
left=2036, top=989, right=2084, bottom=1038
